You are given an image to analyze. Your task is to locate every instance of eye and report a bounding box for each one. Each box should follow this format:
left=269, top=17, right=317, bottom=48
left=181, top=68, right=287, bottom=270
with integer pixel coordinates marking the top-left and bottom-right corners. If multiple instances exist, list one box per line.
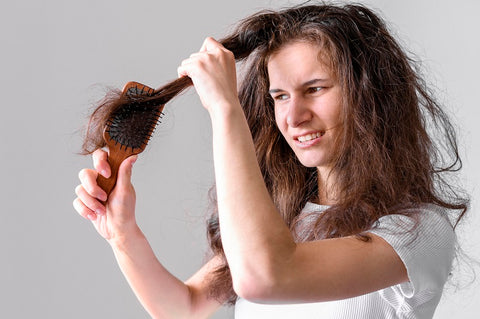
left=307, top=87, right=323, bottom=94
left=273, top=93, right=289, bottom=101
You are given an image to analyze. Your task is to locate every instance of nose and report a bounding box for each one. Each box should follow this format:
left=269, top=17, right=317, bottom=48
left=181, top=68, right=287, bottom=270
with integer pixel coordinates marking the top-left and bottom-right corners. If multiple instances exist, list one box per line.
left=286, top=96, right=312, bottom=127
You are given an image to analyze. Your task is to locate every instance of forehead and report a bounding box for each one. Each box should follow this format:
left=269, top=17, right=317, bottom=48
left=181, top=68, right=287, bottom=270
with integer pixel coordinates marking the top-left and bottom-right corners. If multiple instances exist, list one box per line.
left=267, top=41, right=334, bottom=87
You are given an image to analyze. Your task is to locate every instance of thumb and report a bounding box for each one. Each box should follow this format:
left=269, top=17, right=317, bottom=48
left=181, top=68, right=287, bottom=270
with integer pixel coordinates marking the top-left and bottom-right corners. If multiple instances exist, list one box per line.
left=116, top=155, right=137, bottom=189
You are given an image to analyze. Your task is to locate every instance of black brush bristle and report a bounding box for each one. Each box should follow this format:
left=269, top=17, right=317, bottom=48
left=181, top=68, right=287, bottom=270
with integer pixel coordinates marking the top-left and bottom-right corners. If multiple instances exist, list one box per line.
left=106, top=98, right=163, bottom=151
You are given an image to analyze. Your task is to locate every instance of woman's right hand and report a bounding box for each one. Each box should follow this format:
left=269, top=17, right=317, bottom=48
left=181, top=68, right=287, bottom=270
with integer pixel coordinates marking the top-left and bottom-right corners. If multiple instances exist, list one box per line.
left=73, top=149, right=139, bottom=242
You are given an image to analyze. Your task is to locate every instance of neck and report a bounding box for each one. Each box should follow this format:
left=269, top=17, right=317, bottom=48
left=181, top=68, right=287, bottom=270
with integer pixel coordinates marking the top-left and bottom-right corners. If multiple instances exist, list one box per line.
left=316, top=166, right=337, bottom=205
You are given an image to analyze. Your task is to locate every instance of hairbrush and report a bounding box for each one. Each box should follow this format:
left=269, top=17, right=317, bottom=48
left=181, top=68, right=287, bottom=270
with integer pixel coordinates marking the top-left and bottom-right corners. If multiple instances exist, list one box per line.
left=96, top=81, right=164, bottom=203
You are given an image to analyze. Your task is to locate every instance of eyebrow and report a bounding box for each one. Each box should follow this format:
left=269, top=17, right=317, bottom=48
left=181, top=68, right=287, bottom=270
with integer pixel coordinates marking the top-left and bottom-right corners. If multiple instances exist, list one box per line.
left=268, top=78, right=328, bottom=94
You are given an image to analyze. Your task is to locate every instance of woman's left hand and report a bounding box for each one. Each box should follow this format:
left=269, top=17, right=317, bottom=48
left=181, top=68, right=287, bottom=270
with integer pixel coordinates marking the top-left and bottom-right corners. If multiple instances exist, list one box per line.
left=177, top=37, right=240, bottom=114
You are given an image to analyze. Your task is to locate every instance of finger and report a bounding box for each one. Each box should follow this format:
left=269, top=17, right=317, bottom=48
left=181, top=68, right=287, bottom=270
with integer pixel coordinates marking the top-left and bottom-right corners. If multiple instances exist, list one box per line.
left=199, top=37, right=220, bottom=52
left=177, top=65, right=188, bottom=78
left=181, top=53, right=208, bottom=67
left=189, top=52, right=203, bottom=59
left=199, top=39, right=233, bottom=66
left=78, top=168, right=108, bottom=201
left=93, top=149, right=110, bottom=178
left=177, top=52, right=212, bottom=78
left=177, top=60, right=198, bottom=79
left=116, top=155, right=137, bottom=190
left=75, top=184, right=106, bottom=216
left=178, top=56, right=194, bottom=78
left=73, top=197, right=97, bottom=221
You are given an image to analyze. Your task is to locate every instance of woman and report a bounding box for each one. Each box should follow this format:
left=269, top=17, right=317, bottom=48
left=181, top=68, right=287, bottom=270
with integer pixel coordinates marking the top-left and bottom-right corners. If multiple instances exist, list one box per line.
left=73, top=3, right=468, bottom=318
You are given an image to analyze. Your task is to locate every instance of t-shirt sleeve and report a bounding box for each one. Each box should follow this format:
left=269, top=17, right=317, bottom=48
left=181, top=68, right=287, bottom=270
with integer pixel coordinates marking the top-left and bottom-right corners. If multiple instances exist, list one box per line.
left=369, top=205, right=456, bottom=298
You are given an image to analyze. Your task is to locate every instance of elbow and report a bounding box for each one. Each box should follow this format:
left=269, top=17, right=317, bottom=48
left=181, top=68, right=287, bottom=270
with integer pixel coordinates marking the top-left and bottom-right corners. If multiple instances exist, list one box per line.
left=232, top=275, right=274, bottom=302
left=230, top=243, right=298, bottom=302
left=230, top=242, right=297, bottom=302
left=231, top=264, right=284, bottom=303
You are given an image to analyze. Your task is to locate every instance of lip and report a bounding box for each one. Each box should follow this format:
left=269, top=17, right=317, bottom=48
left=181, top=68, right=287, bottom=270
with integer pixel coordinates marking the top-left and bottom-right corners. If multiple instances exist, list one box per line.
left=292, top=130, right=324, bottom=140
left=293, top=130, right=324, bottom=148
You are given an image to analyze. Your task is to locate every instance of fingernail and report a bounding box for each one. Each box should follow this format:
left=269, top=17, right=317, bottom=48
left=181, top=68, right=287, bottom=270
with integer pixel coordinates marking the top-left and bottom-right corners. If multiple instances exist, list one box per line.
left=87, top=213, right=96, bottom=221
left=101, top=169, right=110, bottom=178
left=99, top=193, right=107, bottom=202
left=95, top=207, right=105, bottom=215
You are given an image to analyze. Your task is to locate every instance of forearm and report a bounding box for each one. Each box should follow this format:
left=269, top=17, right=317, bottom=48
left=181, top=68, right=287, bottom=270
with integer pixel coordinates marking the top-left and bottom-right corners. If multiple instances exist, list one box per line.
left=109, top=228, right=193, bottom=319
left=210, top=104, right=296, bottom=293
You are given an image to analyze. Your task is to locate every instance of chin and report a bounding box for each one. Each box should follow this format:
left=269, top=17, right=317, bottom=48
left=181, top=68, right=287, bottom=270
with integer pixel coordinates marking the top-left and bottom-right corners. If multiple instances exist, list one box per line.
left=289, top=143, right=333, bottom=168
left=294, top=149, right=334, bottom=168
left=297, top=157, right=327, bottom=168
left=301, top=162, right=323, bottom=168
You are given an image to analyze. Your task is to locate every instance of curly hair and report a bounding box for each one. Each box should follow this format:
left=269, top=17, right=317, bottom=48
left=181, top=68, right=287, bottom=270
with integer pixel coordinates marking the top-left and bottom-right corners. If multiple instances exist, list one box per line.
left=81, top=3, right=469, bottom=306
left=205, top=3, right=469, bottom=304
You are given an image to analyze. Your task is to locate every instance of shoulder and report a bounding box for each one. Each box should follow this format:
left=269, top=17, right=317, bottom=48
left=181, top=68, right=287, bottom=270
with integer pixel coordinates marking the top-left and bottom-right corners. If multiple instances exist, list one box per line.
left=369, top=204, right=456, bottom=297
left=371, top=204, right=455, bottom=250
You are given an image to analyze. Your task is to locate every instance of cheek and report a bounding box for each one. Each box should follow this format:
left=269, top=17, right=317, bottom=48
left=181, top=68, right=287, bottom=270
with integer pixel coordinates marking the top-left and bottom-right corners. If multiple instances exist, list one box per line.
left=274, top=107, right=284, bottom=132
left=274, top=109, right=291, bottom=144
left=318, top=100, right=342, bottom=129
left=326, top=91, right=343, bottom=123
left=274, top=110, right=293, bottom=146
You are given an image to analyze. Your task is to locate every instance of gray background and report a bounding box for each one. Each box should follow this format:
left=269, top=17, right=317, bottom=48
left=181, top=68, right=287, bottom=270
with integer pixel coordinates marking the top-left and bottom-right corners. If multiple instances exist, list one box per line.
left=0, top=0, right=478, bottom=318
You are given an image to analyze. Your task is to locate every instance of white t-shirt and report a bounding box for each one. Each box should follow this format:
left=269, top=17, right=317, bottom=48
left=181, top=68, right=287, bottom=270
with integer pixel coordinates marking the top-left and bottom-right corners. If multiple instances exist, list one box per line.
left=235, top=202, right=456, bottom=319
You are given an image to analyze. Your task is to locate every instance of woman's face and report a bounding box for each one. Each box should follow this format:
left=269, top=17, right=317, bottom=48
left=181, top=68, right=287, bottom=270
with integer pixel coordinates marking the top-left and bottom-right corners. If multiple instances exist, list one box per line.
left=268, top=41, right=342, bottom=170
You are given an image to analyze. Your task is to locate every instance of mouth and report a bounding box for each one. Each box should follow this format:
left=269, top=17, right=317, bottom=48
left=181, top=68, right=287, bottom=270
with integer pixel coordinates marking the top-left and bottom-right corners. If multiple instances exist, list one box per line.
left=295, top=131, right=325, bottom=143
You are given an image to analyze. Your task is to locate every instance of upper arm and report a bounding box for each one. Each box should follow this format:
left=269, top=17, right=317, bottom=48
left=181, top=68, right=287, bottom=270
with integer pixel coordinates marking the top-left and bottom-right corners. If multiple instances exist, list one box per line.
left=236, top=208, right=455, bottom=306
left=240, top=234, right=408, bottom=304
left=184, top=256, right=227, bottom=318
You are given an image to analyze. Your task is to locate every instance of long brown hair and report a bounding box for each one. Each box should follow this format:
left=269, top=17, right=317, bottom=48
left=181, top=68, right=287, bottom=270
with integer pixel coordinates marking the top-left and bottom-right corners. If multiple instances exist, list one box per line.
left=204, top=4, right=469, bottom=304
left=81, top=3, right=469, bottom=305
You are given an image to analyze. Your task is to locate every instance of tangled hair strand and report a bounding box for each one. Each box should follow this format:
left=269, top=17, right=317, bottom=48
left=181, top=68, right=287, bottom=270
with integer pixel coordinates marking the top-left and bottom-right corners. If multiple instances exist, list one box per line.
left=81, top=3, right=469, bottom=305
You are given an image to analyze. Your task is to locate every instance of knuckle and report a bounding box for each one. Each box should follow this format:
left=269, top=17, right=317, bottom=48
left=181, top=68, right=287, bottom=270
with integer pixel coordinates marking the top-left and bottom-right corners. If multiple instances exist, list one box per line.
left=226, top=50, right=234, bottom=59
left=74, top=184, right=83, bottom=196
left=93, top=149, right=107, bottom=163
left=72, top=197, right=78, bottom=209
left=93, top=148, right=106, bottom=157
left=196, top=58, right=206, bottom=69
left=78, top=168, right=86, bottom=180
left=78, top=169, right=93, bottom=184
left=78, top=169, right=96, bottom=190
left=73, top=198, right=89, bottom=218
left=84, top=183, right=97, bottom=197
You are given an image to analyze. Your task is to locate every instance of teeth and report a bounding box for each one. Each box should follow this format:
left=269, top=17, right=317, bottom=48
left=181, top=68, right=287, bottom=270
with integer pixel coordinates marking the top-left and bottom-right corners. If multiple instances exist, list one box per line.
left=297, top=132, right=321, bottom=142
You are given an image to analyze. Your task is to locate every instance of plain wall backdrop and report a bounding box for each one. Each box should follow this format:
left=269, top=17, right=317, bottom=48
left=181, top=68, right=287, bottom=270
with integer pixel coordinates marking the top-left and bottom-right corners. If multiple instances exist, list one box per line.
left=0, top=0, right=478, bottom=318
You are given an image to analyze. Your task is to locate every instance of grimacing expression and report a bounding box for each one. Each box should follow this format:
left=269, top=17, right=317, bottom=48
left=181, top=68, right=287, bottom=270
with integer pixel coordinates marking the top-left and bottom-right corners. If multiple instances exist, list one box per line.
left=268, top=41, right=342, bottom=170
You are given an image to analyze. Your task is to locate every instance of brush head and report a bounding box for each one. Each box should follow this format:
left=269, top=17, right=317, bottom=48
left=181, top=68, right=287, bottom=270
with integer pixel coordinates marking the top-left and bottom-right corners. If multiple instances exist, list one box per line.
left=104, top=82, right=164, bottom=153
